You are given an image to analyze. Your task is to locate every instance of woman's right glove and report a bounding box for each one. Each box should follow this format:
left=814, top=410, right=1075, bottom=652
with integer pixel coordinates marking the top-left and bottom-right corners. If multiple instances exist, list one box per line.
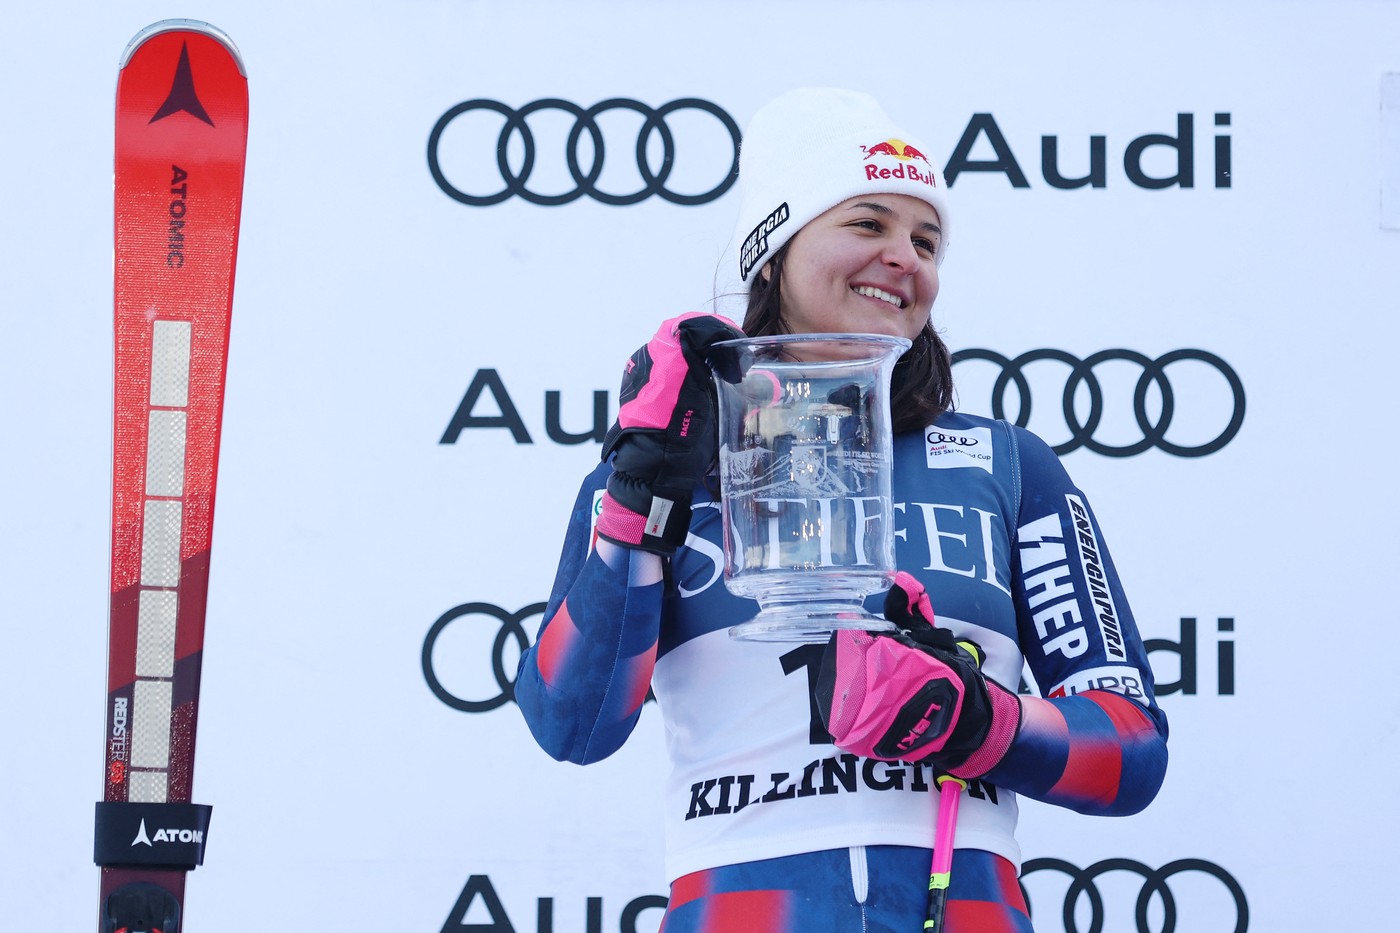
left=815, top=571, right=1022, bottom=777
left=595, top=312, right=744, bottom=555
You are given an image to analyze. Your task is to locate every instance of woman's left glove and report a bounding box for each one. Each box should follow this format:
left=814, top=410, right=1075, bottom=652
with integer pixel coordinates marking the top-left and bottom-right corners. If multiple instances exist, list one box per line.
left=595, top=312, right=744, bottom=555
left=815, top=571, right=1022, bottom=777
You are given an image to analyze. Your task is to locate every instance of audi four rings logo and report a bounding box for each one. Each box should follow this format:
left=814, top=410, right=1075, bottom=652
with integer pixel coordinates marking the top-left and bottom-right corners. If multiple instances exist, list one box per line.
left=1021, top=857, right=1248, bottom=933
left=951, top=348, right=1246, bottom=457
left=422, top=602, right=546, bottom=712
left=427, top=98, right=741, bottom=206
left=927, top=430, right=980, bottom=447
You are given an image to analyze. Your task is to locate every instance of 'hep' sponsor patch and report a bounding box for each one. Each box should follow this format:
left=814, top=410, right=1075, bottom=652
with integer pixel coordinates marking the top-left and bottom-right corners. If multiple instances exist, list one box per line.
left=925, top=426, right=993, bottom=472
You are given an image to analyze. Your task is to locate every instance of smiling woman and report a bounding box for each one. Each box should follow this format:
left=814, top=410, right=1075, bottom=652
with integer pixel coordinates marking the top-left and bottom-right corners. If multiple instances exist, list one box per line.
left=771, top=196, right=941, bottom=340
left=514, top=87, right=1169, bottom=933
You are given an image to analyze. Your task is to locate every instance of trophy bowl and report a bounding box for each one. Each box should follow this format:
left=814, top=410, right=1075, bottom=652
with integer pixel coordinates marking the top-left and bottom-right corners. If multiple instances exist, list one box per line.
left=708, top=333, right=910, bottom=642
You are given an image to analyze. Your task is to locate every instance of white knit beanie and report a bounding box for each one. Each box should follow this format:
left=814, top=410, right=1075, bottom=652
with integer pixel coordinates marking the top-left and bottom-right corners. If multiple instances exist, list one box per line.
left=733, top=87, right=951, bottom=285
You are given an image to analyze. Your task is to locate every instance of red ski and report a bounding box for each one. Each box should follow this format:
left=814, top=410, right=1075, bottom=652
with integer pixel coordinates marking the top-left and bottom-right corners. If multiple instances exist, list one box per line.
left=95, top=20, right=247, bottom=933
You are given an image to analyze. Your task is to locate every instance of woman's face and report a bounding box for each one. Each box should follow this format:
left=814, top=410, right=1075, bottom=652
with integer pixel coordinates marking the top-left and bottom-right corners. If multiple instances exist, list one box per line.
left=769, top=193, right=941, bottom=341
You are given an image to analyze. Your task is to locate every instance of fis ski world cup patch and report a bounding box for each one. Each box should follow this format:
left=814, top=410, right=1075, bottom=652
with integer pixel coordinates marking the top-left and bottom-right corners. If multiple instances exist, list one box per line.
left=925, top=426, right=993, bottom=473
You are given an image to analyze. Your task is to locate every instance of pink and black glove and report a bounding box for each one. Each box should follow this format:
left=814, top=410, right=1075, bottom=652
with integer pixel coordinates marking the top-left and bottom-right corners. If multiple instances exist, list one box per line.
left=595, top=313, right=744, bottom=555
left=815, top=571, right=1021, bottom=777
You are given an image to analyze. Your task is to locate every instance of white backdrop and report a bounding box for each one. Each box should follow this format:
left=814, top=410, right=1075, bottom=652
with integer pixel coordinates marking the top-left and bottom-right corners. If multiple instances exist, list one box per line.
left=3, top=1, right=1399, bottom=930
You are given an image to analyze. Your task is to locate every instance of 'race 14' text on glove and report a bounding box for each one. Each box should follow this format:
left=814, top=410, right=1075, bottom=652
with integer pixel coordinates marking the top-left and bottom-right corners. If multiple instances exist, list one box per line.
left=595, top=312, right=744, bottom=555
left=815, top=571, right=1022, bottom=777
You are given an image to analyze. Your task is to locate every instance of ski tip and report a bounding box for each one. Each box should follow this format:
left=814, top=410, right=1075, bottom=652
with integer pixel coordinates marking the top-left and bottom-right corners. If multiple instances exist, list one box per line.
left=119, top=19, right=246, bottom=76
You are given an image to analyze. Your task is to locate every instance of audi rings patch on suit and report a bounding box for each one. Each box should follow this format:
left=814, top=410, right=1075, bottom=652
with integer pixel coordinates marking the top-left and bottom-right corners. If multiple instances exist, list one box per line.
left=428, top=98, right=741, bottom=205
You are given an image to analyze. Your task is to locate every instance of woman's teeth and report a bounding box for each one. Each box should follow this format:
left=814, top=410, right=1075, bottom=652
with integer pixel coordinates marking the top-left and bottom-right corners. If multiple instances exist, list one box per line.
left=853, top=285, right=904, bottom=309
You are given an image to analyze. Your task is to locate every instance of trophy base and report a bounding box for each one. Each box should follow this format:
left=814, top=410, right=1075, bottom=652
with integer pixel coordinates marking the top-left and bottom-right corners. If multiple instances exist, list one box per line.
left=727, top=603, right=896, bottom=643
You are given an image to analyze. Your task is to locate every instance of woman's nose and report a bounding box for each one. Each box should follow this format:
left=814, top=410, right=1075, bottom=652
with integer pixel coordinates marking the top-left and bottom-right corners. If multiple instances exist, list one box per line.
left=882, top=237, right=919, bottom=272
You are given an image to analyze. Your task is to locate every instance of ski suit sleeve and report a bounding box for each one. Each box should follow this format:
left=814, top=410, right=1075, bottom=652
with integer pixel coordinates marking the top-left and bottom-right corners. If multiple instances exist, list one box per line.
left=515, top=462, right=666, bottom=764
left=978, top=425, right=1169, bottom=816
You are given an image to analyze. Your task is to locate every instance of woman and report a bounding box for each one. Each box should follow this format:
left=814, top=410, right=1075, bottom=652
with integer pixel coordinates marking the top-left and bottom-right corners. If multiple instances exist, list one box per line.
left=516, top=88, right=1168, bottom=932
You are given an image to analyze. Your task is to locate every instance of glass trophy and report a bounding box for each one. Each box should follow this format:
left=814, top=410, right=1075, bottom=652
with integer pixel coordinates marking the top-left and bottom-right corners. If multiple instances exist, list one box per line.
left=708, top=333, right=909, bottom=642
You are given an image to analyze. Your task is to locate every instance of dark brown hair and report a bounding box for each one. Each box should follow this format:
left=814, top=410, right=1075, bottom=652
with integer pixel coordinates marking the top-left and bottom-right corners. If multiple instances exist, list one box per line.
left=741, top=243, right=955, bottom=433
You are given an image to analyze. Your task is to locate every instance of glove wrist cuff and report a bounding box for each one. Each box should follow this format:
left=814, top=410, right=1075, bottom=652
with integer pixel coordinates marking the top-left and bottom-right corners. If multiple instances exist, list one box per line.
left=596, top=489, right=692, bottom=555
left=948, top=681, right=1022, bottom=779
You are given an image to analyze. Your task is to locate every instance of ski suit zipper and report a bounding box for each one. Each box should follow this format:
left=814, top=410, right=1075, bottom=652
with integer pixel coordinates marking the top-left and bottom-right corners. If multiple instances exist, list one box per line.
left=848, top=845, right=870, bottom=932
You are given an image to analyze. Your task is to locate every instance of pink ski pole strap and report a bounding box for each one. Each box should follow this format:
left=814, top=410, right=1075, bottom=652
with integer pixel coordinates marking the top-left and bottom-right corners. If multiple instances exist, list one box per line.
left=886, top=569, right=936, bottom=629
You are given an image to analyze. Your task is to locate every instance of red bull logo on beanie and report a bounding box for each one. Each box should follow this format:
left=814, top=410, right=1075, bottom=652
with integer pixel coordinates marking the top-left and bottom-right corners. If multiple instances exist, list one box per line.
left=861, top=138, right=931, bottom=164
left=865, top=159, right=939, bottom=187
left=860, top=139, right=938, bottom=188
left=899, top=144, right=930, bottom=163
left=862, top=140, right=902, bottom=160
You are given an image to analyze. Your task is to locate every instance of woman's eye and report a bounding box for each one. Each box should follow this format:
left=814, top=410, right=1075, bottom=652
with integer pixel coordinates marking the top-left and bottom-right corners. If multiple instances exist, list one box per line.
left=914, top=237, right=937, bottom=254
